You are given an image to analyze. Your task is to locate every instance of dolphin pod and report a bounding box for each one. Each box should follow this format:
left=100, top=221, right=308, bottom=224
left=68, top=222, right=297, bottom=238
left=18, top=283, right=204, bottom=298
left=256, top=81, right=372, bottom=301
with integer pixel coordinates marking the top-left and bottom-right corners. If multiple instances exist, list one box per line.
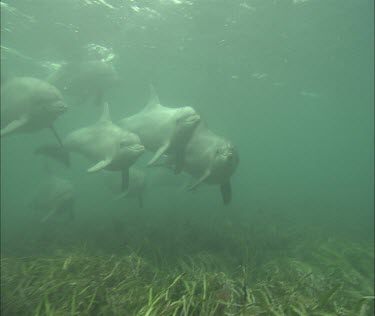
left=3, top=63, right=239, bottom=205
left=118, top=86, right=238, bottom=204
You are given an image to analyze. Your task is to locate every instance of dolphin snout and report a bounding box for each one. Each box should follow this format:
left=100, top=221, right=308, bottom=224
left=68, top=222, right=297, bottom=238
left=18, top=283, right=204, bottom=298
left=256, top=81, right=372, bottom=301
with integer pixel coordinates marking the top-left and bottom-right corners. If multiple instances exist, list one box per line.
left=185, top=114, right=201, bottom=124
left=130, top=144, right=145, bottom=152
left=225, top=150, right=238, bottom=163
left=55, top=101, right=68, bottom=112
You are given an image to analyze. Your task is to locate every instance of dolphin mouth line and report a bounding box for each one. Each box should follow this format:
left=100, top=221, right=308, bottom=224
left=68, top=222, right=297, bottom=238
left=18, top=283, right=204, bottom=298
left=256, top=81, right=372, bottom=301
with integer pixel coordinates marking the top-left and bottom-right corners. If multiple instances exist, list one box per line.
left=222, top=152, right=235, bottom=159
left=183, top=114, right=201, bottom=124
left=54, top=101, right=68, bottom=112
left=128, top=144, right=145, bottom=152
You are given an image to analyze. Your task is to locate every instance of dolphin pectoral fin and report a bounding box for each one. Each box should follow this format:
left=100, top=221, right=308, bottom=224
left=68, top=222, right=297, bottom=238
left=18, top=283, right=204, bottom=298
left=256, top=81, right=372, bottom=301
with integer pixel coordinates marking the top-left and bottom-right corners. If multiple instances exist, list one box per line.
left=188, top=169, right=211, bottom=191
left=87, top=159, right=111, bottom=172
left=34, top=144, right=70, bottom=167
left=121, top=168, right=130, bottom=192
left=0, top=117, right=28, bottom=137
left=49, top=125, right=64, bottom=147
left=147, top=143, right=170, bottom=166
left=220, top=181, right=232, bottom=205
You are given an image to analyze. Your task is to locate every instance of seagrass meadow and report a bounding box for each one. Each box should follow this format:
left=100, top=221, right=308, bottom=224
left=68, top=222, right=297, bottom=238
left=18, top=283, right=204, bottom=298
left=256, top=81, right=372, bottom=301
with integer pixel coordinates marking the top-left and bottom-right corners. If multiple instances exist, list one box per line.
left=1, top=0, right=374, bottom=315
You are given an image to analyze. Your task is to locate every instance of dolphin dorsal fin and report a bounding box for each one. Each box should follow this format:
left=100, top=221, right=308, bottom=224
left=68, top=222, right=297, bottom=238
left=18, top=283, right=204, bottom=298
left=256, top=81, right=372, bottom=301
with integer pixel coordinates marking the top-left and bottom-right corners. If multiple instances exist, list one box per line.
left=99, top=102, right=111, bottom=122
left=144, top=85, right=161, bottom=111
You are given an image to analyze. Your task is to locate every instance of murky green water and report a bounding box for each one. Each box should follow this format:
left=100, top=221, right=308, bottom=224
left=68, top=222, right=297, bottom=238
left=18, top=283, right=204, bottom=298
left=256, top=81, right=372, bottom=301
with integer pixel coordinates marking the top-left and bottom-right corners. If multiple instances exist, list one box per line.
left=1, top=1, right=373, bottom=315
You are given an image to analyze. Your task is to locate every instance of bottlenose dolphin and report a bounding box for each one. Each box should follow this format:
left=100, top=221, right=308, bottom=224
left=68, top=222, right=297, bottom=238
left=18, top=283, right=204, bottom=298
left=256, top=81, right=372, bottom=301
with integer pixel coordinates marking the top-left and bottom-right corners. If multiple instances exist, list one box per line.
left=36, top=103, right=145, bottom=191
left=47, top=60, right=118, bottom=107
left=1, top=77, right=67, bottom=145
left=177, top=123, right=239, bottom=205
left=29, top=175, right=75, bottom=223
left=112, top=168, right=146, bottom=208
left=118, top=86, right=200, bottom=172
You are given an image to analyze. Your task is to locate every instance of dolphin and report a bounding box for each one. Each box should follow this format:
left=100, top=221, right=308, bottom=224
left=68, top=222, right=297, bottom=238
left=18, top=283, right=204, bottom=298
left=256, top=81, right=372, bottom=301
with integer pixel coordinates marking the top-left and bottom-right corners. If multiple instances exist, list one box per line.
left=47, top=60, right=119, bottom=107
left=0, top=77, right=67, bottom=145
left=35, top=103, right=145, bottom=191
left=175, top=123, right=239, bottom=205
left=112, top=168, right=146, bottom=208
left=118, top=86, right=201, bottom=172
left=29, top=175, right=75, bottom=223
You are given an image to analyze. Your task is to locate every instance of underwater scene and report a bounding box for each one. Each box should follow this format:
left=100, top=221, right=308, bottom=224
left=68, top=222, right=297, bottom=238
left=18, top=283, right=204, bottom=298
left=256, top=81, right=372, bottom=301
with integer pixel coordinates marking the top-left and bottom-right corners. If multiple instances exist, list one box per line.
left=1, top=0, right=374, bottom=315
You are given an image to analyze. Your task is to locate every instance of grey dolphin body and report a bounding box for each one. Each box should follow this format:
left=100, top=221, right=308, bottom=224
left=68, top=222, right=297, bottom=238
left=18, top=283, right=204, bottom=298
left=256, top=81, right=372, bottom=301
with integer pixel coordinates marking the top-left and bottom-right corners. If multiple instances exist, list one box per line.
left=30, top=175, right=75, bottom=223
left=36, top=103, right=145, bottom=191
left=47, top=60, right=118, bottom=107
left=118, top=86, right=201, bottom=172
left=179, top=123, right=239, bottom=205
left=0, top=77, right=67, bottom=145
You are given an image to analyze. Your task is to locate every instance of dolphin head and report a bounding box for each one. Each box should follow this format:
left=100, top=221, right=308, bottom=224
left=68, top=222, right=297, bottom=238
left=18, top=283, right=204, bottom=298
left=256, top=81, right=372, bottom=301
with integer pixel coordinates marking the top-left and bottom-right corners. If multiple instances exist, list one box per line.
left=212, top=141, right=239, bottom=178
left=34, top=84, right=68, bottom=120
left=176, top=106, right=201, bottom=128
left=173, top=107, right=201, bottom=144
left=49, top=99, right=68, bottom=115
left=115, top=132, right=145, bottom=166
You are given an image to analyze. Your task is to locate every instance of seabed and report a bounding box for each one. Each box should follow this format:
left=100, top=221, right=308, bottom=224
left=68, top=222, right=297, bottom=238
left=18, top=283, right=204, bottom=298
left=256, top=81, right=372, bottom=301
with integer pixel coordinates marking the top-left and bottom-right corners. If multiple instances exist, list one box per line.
left=1, top=225, right=374, bottom=316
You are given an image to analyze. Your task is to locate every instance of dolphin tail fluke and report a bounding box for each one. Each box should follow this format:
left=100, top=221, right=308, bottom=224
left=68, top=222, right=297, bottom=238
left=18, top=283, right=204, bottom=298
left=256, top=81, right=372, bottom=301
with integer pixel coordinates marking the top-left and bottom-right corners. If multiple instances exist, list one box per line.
left=220, top=181, right=232, bottom=205
left=35, top=144, right=70, bottom=167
